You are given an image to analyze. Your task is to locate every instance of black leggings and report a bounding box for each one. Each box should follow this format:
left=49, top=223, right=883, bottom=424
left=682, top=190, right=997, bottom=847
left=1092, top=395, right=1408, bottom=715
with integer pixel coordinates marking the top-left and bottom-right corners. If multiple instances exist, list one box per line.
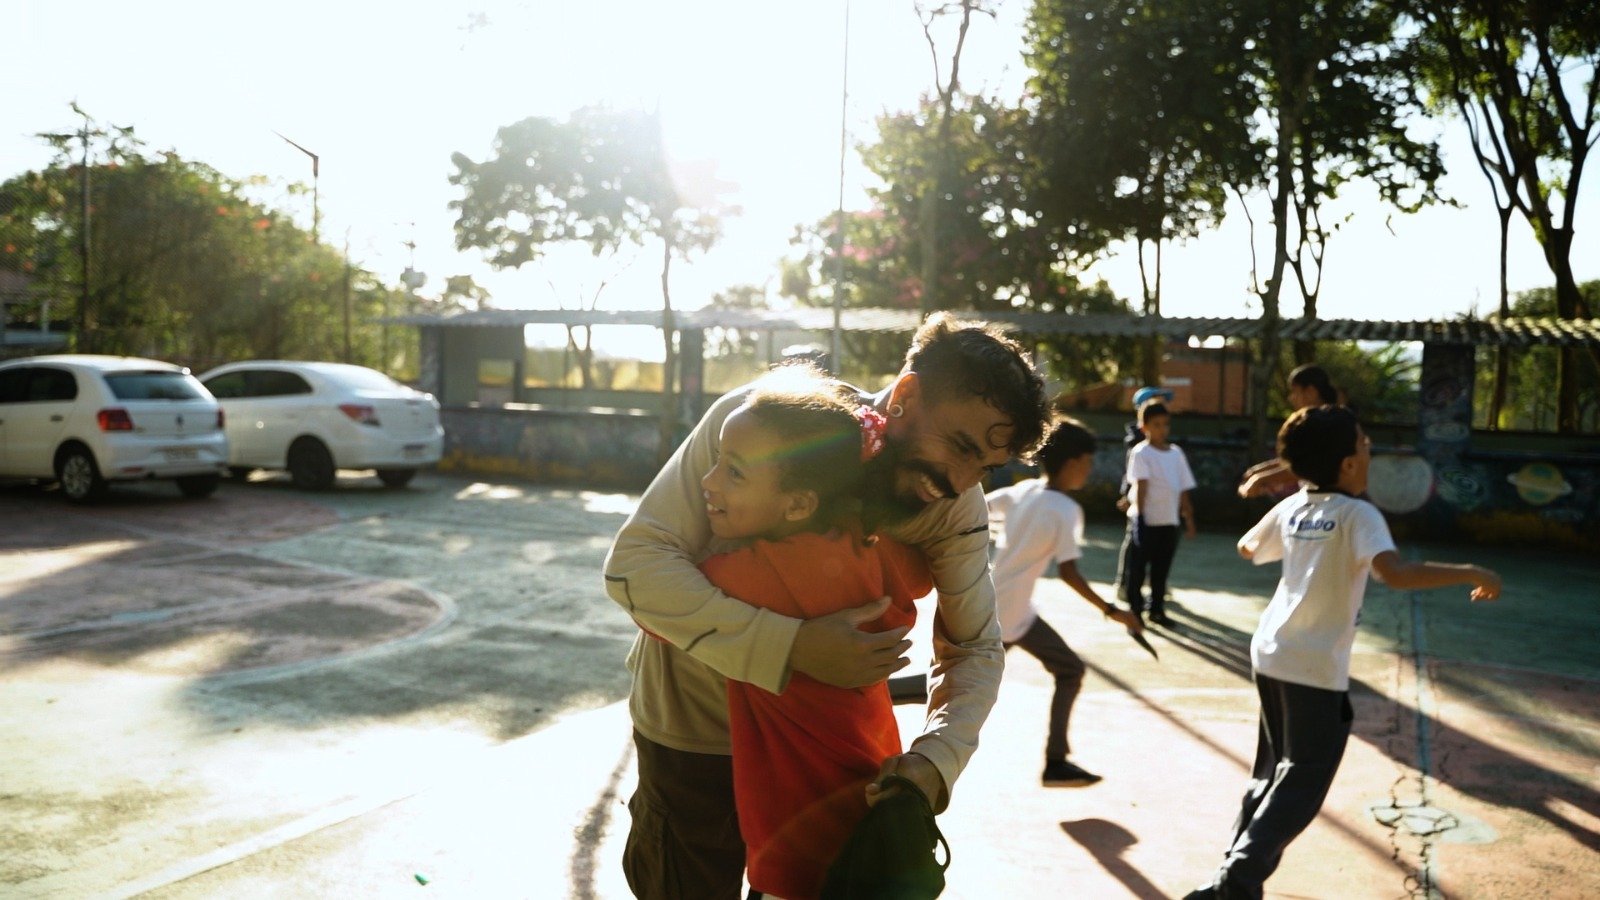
left=1120, top=519, right=1179, bottom=614
left=1207, top=673, right=1354, bottom=899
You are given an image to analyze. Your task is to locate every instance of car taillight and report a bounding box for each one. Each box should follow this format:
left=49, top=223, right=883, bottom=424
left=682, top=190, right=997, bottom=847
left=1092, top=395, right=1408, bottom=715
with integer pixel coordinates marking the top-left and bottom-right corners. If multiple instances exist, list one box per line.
left=97, top=408, right=135, bottom=431
left=339, top=404, right=381, bottom=427
left=216, top=408, right=226, bottom=429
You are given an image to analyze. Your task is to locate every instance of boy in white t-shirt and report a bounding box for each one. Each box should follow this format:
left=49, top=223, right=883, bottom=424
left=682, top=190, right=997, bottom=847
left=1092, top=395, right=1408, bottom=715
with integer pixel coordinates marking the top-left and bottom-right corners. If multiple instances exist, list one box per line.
left=987, top=418, right=1144, bottom=787
left=1185, top=406, right=1501, bottom=900
left=1118, top=399, right=1197, bottom=626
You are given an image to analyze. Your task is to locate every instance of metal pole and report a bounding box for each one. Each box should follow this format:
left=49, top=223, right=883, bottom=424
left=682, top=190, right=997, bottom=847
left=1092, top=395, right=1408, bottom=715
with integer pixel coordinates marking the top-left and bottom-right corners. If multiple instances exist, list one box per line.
left=342, top=229, right=353, bottom=363
left=831, top=0, right=851, bottom=376
left=274, top=132, right=319, bottom=245
left=79, top=122, right=90, bottom=350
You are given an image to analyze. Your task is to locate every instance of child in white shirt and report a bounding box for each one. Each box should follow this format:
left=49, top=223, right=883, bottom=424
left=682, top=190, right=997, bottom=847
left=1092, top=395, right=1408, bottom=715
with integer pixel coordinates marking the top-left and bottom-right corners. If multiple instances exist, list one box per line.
left=1118, top=400, right=1197, bottom=626
left=987, top=418, right=1144, bottom=787
left=1186, top=405, right=1501, bottom=900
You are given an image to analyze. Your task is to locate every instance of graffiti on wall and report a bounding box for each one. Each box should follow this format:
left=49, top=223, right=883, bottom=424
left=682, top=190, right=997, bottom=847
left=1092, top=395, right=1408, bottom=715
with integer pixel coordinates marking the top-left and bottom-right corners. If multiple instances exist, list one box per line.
left=1507, top=462, right=1575, bottom=506
left=1366, top=454, right=1434, bottom=514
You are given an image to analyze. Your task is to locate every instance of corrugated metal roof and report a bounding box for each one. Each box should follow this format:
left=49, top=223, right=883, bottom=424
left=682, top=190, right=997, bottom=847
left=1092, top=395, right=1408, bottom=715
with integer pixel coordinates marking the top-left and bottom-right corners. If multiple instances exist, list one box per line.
left=386, top=307, right=1600, bottom=348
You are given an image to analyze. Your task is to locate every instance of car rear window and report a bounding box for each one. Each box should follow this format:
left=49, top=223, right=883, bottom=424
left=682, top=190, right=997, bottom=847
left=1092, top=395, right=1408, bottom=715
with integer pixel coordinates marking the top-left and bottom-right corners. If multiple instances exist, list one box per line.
left=326, top=366, right=405, bottom=391
left=104, top=371, right=208, bottom=401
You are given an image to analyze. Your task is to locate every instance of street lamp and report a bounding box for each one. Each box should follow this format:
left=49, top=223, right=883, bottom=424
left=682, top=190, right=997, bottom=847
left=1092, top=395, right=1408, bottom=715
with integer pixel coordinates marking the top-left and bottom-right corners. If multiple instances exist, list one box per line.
left=274, top=131, right=319, bottom=246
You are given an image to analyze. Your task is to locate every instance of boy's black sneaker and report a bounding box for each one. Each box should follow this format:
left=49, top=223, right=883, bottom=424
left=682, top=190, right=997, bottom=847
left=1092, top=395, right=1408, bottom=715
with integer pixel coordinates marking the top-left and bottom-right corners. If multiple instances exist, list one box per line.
left=1148, top=610, right=1173, bottom=627
left=1041, top=759, right=1102, bottom=788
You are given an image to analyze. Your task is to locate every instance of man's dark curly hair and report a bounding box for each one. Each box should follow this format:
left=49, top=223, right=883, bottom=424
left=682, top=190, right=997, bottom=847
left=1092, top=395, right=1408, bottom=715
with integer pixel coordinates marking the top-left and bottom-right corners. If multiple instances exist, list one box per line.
left=1278, top=404, right=1360, bottom=490
left=901, top=312, right=1049, bottom=457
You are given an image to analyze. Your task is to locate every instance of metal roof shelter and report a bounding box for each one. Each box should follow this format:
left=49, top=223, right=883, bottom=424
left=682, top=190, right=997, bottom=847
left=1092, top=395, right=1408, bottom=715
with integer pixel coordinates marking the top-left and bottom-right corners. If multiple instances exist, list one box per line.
left=389, top=306, right=1600, bottom=349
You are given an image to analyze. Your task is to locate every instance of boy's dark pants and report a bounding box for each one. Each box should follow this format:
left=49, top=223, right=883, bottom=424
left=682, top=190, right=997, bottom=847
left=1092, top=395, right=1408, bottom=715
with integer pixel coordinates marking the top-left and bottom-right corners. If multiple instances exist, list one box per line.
left=624, top=730, right=745, bottom=900
left=1119, top=519, right=1179, bottom=615
left=1207, top=673, right=1353, bottom=899
left=1005, top=617, right=1086, bottom=761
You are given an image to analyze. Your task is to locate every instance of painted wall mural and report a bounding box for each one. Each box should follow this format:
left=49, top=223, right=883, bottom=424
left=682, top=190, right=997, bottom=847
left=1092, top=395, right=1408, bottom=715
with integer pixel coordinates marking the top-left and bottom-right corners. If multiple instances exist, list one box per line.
left=1366, top=454, right=1434, bottom=514
left=1507, top=462, right=1575, bottom=506
left=433, top=407, right=1600, bottom=552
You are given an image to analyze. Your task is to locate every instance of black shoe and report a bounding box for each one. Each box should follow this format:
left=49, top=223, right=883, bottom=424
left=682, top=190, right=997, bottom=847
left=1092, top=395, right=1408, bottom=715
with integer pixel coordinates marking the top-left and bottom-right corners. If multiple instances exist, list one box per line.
left=1041, top=759, right=1102, bottom=788
left=1148, top=611, right=1173, bottom=627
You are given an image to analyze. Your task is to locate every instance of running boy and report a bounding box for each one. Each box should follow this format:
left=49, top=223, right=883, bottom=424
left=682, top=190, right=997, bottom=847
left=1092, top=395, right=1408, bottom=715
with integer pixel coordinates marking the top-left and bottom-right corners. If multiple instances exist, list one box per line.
left=1119, top=399, right=1197, bottom=626
left=1186, top=406, right=1501, bottom=899
left=987, top=417, right=1144, bottom=787
left=692, top=365, right=932, bottom=900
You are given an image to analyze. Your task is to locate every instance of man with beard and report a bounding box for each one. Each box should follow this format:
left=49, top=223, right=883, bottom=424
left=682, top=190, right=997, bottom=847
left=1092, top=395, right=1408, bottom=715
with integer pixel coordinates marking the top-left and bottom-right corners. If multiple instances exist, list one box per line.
left=603, top=312, right=1049, bottom=900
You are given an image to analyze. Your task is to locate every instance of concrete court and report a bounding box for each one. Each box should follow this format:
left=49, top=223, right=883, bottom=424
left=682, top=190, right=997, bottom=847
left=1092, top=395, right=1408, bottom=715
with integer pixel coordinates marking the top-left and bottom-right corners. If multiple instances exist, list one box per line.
left=1, top=471, right=1596, bottom=899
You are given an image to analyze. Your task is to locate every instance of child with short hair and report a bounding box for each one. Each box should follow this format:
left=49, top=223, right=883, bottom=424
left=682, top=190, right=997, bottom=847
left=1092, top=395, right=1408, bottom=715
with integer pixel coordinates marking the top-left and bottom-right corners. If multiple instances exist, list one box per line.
left=987, top=417, right=1144, bottom=787
left=692, top=365, right=932, bottom=900
left=1237, top=364, right=1340, bottom=499
left=1186, top=406, right=1501, bottom=899
left=1119, top=399, right=1197, bottom=626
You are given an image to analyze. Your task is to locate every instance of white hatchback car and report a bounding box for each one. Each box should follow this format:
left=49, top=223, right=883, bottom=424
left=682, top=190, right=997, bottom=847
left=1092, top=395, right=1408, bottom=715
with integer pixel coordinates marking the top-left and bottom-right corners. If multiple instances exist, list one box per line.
left=0, top=355, right=229, bottom=502
left=197, top=361, right=444, bottom=490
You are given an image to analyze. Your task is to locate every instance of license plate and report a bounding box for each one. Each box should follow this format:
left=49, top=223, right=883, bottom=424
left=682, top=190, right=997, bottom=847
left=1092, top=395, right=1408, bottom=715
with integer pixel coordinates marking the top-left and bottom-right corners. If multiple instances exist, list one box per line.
left=164, top=447, right=199, bottom=462
left=403, top=444, right=426, bottom=460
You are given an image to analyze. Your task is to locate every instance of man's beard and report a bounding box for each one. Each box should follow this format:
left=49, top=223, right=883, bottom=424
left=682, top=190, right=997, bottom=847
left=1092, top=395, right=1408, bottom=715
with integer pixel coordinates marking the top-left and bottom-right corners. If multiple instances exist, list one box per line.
left=859, top=436, right=958, bottom=530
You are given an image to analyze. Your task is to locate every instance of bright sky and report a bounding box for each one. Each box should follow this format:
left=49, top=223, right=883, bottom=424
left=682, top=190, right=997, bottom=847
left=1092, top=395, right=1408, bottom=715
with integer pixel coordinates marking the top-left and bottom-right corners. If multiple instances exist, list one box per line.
left=6, top=0, right=1596, bottom=330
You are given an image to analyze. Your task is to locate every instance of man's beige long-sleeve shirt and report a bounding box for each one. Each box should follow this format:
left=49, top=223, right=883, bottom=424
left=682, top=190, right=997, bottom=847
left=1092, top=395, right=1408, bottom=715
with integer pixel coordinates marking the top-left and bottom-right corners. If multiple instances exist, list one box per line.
left=602, top=386, right=1005, bottom=806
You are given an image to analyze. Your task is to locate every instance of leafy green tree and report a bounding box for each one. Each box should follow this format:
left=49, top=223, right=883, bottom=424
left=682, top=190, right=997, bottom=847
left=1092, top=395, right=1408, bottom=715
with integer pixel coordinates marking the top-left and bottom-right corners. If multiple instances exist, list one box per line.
left=910, top=0, right=998, bottom=315
left=1026, top=0, right=1252, bottom=385
left=1024, top=0, right=1445, bottom=454
left=1404, top=0, right=1599, bottom=433
left=2, top=112, right=404, bottom=373
left=1473, top=281, right=1600, bottom=432
left=449, top=107, right=730, bottom=457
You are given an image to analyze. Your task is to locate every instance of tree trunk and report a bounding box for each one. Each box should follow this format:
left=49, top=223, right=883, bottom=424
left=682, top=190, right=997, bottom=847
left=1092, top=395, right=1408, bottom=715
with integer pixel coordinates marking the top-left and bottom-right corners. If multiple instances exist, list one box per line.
left=1250, top=95, right=1299, bottom=460
left=1487, top=206, right=1512, bottom=428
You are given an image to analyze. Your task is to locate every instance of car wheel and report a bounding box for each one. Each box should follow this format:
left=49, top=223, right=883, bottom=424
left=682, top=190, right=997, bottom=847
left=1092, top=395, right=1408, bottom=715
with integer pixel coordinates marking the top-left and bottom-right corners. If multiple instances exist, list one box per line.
left=56, top=445, right=107, bottom=503
left=376, top=468, right=416, bottom=488
left=176, top=474, right=221, bottom=498
left=228, top=466, right=255, bottom=482
left=287, top=438, right=336, bottom=491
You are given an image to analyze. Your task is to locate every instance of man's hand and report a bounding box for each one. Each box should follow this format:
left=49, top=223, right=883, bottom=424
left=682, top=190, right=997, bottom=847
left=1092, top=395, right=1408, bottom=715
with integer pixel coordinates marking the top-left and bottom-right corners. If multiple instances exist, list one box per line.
left=790, top=596, right=912, bottom=689
left=866, top=752, right=945, bottom=810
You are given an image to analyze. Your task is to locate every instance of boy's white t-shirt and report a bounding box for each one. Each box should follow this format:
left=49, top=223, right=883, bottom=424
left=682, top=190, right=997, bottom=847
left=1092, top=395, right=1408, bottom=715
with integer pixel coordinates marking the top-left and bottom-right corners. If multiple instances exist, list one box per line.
left=985, top=479, right=1084, bottom=643
left=1241, top=490, right=1397, bottom=691
left=1125, top=441, right=1197, bottom=526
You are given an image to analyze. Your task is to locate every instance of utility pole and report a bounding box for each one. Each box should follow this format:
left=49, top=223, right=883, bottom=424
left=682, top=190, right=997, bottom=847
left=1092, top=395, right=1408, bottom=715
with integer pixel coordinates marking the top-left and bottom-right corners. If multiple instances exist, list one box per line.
left=397, top=228, right=426, bottom=377
left=274, top=132, right=319, bottom=245
left=831, top=0, right=851, bottom=376
left=78, top=117, right=90, bottom=352
left=342, top=229, right=353, bottom=363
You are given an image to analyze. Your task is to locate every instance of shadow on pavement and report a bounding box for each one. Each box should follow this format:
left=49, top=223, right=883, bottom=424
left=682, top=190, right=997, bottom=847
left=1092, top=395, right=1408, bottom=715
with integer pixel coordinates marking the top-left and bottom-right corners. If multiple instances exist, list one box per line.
left=1059, top=818, right=1167, bottom=900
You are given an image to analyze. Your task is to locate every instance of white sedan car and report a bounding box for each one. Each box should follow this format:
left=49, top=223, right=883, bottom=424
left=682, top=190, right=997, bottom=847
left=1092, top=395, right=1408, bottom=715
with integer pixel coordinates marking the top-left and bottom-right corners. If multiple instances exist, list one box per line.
left=198, top=361, right=444, bottom=490
left=0, top=355, right=229, bottom=502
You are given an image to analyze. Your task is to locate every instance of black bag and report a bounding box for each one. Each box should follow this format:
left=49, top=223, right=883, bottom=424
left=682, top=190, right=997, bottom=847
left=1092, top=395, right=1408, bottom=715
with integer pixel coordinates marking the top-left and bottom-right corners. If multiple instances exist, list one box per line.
left=819, top=774, right=950, bottom=899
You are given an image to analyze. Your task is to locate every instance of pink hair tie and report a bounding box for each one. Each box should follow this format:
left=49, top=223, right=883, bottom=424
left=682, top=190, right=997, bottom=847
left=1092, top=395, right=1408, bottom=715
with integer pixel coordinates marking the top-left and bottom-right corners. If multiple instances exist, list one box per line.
left=857, top=406, right=887, bottom=462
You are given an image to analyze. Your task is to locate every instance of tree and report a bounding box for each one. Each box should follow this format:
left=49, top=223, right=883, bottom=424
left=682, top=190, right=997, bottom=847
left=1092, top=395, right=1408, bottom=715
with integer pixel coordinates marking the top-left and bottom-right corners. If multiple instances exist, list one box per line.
left=1473, top=280, right=1600, bottom=432
left=1, top=112, right=402, bottom=372
left=911, top=0, right=997, bottom=315
left=450, top=107, right=731, bottom=458
left=1025, top=0, right=1445, bottom=455
left=1027, top=0, right=1253, bottom=386
left=1405, top=0, right=1600, bottom=433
